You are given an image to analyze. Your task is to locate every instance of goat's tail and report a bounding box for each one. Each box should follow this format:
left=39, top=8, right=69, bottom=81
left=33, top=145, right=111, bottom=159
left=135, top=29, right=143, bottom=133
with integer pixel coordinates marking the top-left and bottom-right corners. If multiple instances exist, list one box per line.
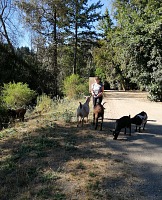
left=102, top=102, right=106, bottom=106
left=79, top=102, right=82, bottom=109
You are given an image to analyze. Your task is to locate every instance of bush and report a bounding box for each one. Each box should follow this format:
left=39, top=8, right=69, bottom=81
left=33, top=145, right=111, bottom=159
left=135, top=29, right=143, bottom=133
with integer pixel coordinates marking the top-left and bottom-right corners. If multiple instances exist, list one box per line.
left=95, top=67, right=106, bottom=83
left=63, top=74, right=89, bottom=99
left=2, top=82, right=36, bottom=108
left=35, top=93, right=55, bottom=113
left=148, top=84, right=162, bottom=102
left=62, top=109, right=74, bottom=123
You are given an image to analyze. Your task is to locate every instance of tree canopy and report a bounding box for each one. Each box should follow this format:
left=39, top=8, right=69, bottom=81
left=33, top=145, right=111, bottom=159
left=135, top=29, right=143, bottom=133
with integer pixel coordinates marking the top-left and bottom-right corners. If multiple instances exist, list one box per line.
left=0, top=0, right=162, bottom=101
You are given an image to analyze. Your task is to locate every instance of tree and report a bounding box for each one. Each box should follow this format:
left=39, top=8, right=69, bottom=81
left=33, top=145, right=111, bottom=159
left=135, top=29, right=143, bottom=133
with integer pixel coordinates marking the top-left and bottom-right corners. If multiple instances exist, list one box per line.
left=0, top=0, right=15, bottom=53
left=16, top=0, right=69, bottom=96
left=92, top=9, right=123, bottom=89
left=111, top=0, right=162, bottom=99
left=98, top=8, right=113, bottom=38
left=67, top=0, right=103, bottom=74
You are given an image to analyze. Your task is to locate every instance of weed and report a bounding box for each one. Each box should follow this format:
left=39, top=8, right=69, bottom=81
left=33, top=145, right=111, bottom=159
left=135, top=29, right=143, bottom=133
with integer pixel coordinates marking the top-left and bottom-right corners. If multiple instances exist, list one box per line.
left=89, top=172, right=97, bottom=177
left=76, top=162, right=86, bottom=170
left=36, top=186, right=53, bottom=198
left=53, top=193, right=66, bottom=200
left=40, top=170, right=60, bottom=183
left=1, top=158, right=16, bottom=173
left=87, top=180, right=100, bottom=191
left=65, top=142, right=77, bottom=151
left=0, top=132, right=4, bottom=138
left=62, top=109, right=74, bottom=123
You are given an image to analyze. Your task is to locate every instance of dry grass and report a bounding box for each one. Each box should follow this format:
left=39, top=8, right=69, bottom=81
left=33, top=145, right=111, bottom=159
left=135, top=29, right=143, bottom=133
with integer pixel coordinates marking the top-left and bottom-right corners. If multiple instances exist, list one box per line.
left=0, top=97, right=145, bottom=200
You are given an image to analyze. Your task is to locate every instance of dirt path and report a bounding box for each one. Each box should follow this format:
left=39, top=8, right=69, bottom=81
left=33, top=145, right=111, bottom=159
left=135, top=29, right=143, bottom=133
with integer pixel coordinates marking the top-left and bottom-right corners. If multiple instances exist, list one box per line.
left=103, top=91, right=162, bottom=199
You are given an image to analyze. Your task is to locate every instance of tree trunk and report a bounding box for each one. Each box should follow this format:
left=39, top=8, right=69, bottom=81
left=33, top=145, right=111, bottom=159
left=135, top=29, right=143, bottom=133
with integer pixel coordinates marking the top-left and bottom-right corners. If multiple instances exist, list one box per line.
left=73, top=21, right=77, bottom=74
left=0, top=11, right=15, bottom=55
left=73, top=3, right=78, bottom=74
left=53, top=9, right=58, bottom=95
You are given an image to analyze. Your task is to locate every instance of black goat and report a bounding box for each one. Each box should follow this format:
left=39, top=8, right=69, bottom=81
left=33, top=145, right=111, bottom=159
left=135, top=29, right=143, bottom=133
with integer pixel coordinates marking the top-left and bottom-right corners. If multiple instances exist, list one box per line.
left=112, top=115, right=131, bottom=140
left=130, top=111, right=148, bottom=132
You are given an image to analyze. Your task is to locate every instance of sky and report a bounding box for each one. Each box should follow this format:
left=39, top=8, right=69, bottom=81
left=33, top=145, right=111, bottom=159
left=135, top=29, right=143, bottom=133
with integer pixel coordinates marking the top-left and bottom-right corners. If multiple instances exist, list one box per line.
left=19, top=0, right=113, bottom=47
left=90, top=0, right=113, bottom=15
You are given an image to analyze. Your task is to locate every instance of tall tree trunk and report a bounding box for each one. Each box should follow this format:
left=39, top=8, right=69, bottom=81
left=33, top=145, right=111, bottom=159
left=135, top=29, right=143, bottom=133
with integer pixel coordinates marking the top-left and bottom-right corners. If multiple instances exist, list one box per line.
left=73, top=2, right=78, bottom=74
left=53, top=9, right=58, bottom=95
left=0, top=7, right=15, bottom=55
left=73, top=20, right=77, bottom=74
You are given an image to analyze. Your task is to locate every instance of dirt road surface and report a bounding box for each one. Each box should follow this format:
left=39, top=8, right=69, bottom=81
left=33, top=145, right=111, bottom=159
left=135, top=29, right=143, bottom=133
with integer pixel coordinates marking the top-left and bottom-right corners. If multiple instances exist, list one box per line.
left=103, top=91, right=162, bottom=199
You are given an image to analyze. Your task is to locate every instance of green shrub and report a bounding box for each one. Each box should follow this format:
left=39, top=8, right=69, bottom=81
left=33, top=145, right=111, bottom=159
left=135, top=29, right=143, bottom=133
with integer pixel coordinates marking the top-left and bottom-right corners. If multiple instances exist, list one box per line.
left=35, top=93, right=55, bottom=113
left=95, top=67, right=106, bottom=83
left=2, top=82, right=36, bottom=108
left=62, top=109, right=74, bottom=123
left=148, top=84, right=162, bottom=102
left=63, top=74, right=89, bottom=99
left=76, top=82, right=89, bottom=97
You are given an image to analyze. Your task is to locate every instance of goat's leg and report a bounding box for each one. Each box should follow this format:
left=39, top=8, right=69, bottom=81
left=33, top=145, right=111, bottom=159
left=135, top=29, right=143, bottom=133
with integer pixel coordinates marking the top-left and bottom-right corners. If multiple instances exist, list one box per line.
left=22, top=116, right=25, bottom=122
left=81, top=118, right=84, bottom=127
left=124, top=128, right=126, bottom=134
left=86, top=116, right=88, bottom=123
left=143, top=122, right=147, bottom=130
left=77, top=116, right=79, bottom=127
left=129, top=125, right=131, bottom=136
left=93, top=114, right=95, bottom=125
left=100, top=117, right=103, bottom=131
left=20, top=114, right=24, bottom=122
left=113, top=131, right=119, bottom=140
left=20, top=116, right=23, bottom=122
left=95, top=118, right=98, bottom=130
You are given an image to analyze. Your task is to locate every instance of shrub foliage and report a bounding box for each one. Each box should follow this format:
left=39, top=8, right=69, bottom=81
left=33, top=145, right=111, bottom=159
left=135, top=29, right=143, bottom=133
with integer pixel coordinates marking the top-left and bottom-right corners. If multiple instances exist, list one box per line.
left=2, top=82, right=36, bottom=108
left=63, top=74, right=89, bottom=99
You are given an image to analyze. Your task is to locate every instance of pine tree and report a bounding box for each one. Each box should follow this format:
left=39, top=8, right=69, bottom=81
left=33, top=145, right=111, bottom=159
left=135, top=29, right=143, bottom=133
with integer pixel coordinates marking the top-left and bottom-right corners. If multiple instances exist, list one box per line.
left=98, top=8, right=113, bottom=38
left=16, top=0, right=69, bottom=95
left=66, top=0, right=103, bottom=74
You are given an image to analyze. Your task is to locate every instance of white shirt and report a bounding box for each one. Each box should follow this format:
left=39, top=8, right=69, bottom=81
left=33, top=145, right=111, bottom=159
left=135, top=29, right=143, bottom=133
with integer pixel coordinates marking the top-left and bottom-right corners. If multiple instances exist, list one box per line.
left=92, top=83, right=103, bottom=95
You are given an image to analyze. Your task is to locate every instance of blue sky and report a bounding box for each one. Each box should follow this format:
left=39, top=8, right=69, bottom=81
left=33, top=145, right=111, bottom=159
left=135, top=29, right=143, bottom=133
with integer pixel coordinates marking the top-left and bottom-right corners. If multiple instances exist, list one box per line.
left=90, top=0, right=113, bottom=15
left=19, top=0, right=113, bottom=47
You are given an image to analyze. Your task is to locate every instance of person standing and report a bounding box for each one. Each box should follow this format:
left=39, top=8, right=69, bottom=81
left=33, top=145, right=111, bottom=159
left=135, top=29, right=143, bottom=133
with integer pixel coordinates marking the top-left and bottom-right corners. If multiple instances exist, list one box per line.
left=91, top=77, right=104, bottom=107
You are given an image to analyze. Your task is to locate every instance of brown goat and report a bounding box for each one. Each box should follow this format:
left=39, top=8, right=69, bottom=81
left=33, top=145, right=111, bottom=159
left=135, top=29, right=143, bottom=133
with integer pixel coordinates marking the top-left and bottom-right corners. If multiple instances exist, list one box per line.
left=93, top=102, right=106, bottom=130
left=8, top=108, right=26, bottom=122
left=15, top=108, right=26, bottom=121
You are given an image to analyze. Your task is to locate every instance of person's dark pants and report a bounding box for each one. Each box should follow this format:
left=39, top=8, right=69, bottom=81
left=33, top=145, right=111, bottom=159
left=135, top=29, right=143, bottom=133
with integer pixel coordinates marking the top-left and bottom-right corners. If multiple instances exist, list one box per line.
left=93, top=96, right=103, bottom=107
